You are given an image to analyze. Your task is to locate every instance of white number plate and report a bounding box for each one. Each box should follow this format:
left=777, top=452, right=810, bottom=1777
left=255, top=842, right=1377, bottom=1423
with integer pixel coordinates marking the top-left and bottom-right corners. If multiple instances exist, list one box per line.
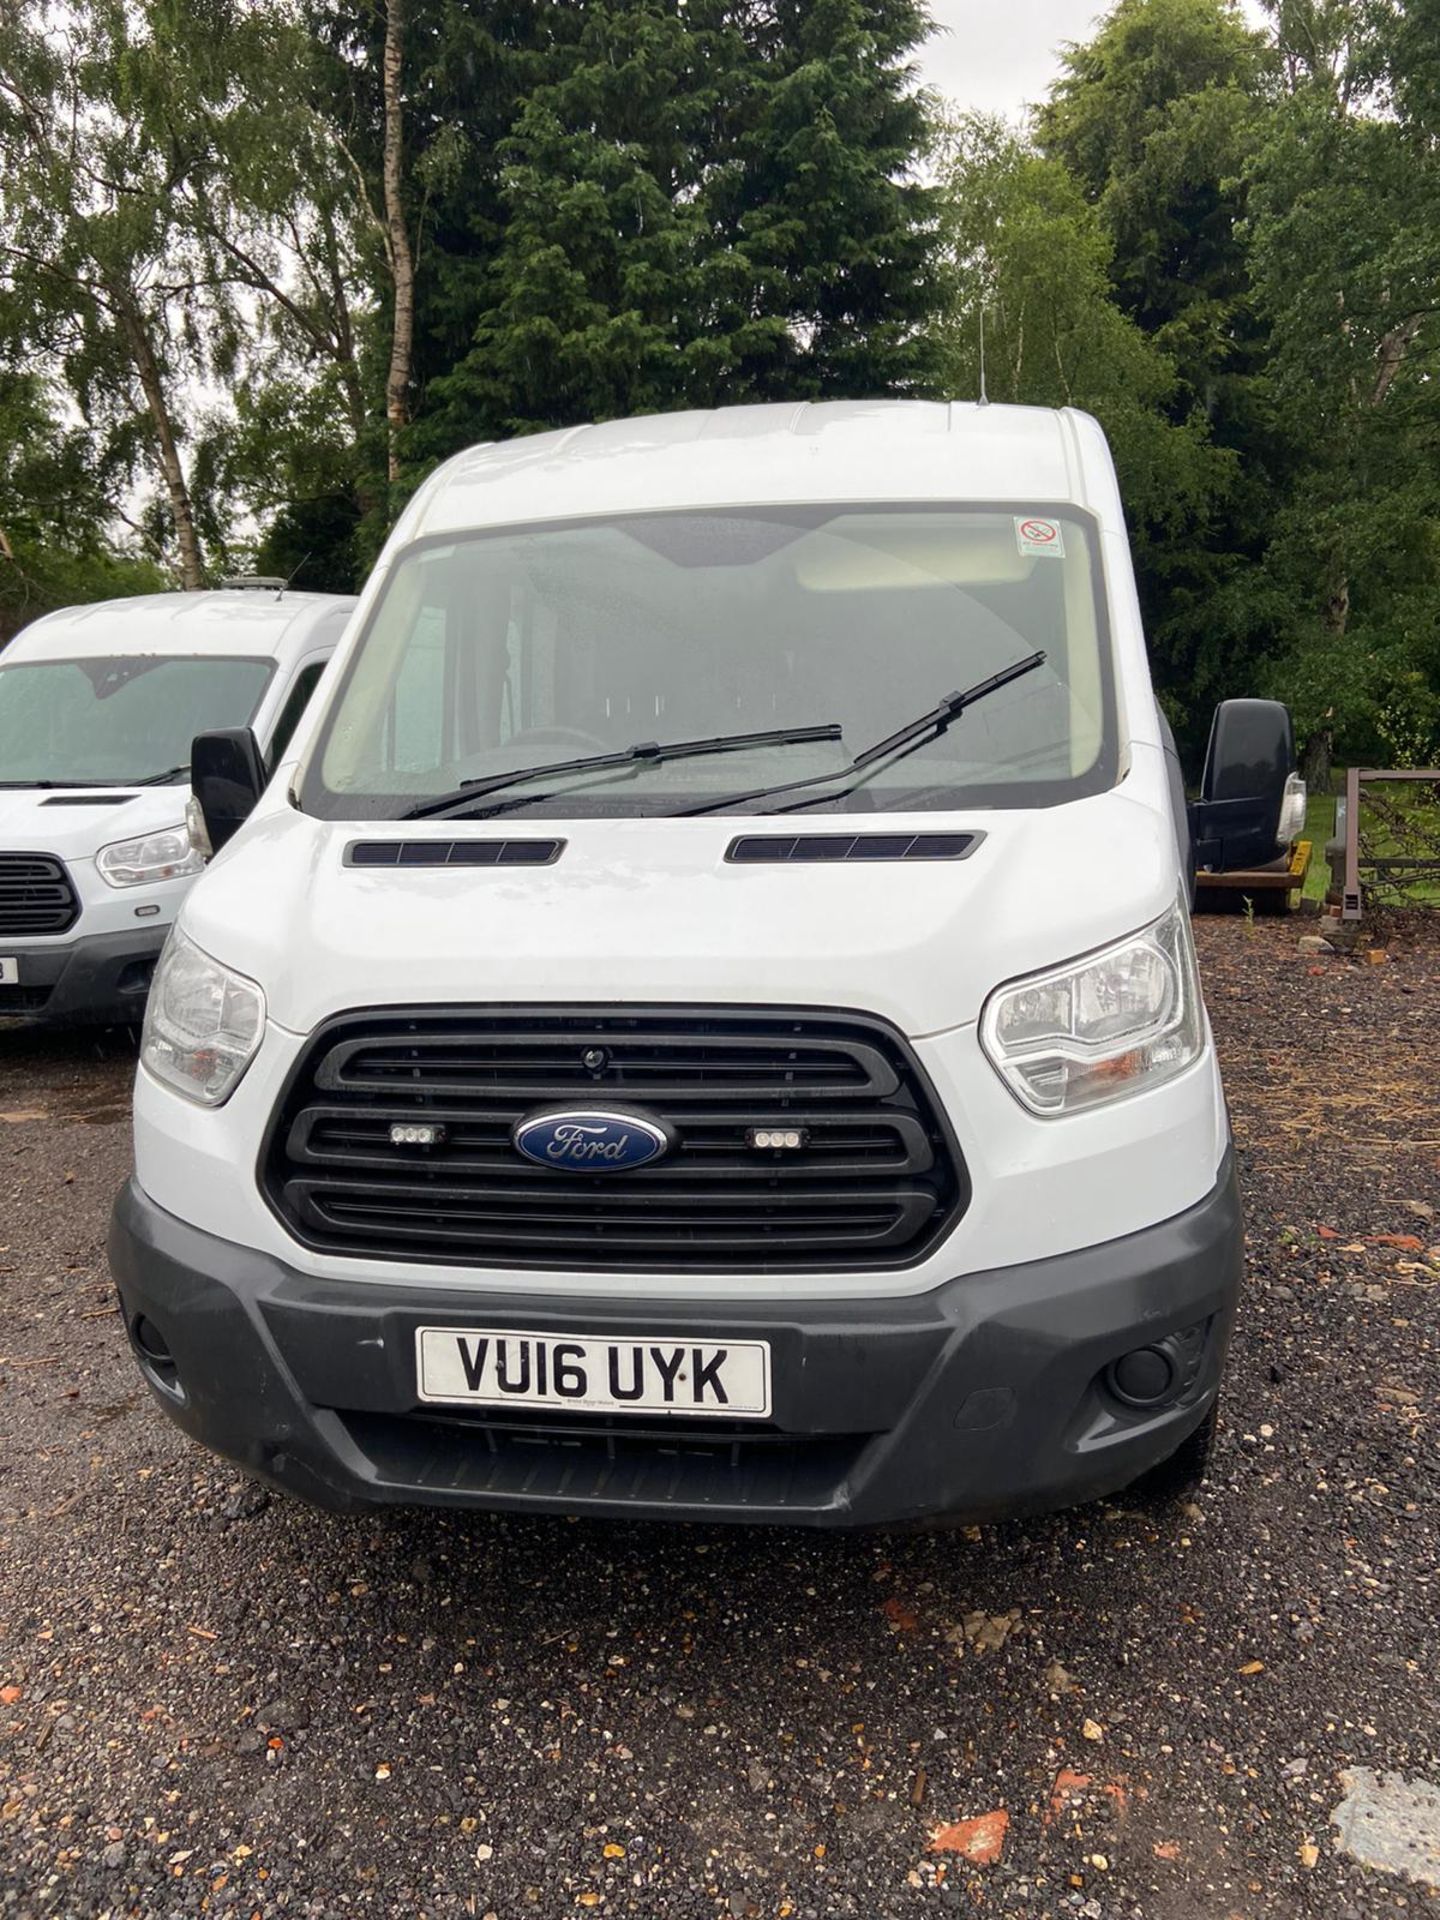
left=0, top=957, right=17, bottom=986
left=415, top=1327, right=771, bottom=1419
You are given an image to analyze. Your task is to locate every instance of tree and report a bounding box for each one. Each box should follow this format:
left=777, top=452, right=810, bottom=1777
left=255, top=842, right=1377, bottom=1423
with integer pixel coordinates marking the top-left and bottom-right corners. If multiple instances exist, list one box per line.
left=380, top=0, right=417, bottom=484
left=141, top=0, right=384, bottom=585
left=1032, top=0, right=1286, bottom=754
left=420, top=0, right=940, bottom=456
left=305, top=0, right=553, bottom=533
left=931, top=114, right=1228, bottom=537
left=703, top=0, right=939, bottom=402
left=422, top=4, right=710, bottom=441
left=0, top=368, right=164, bottom=643
left=0, top=2, right=213, bottom=586
left=1037, top=0, right=1271, bottom=406
left=1245, top=1, right=1440, bottom=771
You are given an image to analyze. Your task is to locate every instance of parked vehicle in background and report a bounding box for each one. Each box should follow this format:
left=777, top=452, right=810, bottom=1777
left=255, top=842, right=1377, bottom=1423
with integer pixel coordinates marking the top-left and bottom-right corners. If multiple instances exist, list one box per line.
left=0, top=581, right=354, bottom=1024
left=1191, top=699, right=1309, bottom=912
left=112, top=403, right=1300, bottom=1529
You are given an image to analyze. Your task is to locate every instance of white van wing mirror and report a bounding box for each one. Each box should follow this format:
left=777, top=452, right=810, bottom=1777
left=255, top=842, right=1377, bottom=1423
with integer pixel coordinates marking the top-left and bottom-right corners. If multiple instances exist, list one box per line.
left=191, top=728, right=267, bottom=856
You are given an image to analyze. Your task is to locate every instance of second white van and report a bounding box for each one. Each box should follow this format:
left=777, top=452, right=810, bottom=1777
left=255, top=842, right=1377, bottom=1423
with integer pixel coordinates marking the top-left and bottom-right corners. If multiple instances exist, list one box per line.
left=0, top=583, right=353, bottom=1024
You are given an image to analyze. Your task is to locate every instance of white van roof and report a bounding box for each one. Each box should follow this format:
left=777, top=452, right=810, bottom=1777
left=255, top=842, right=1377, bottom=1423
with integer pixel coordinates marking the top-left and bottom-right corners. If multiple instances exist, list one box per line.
left=6, top=588, right=356, bottom=664
left=400, top=401, right=1110, bottom=543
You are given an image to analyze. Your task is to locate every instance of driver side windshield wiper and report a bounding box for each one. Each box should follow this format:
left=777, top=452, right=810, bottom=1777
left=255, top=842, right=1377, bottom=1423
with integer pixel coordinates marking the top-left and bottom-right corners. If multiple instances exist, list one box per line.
left=130, top=764, right=190, bottom=786
left=677, top=652, right=1047, bottom=818
left=0, top=777, right=130, bottom=789
left=399, top=724, right=843, bottom=822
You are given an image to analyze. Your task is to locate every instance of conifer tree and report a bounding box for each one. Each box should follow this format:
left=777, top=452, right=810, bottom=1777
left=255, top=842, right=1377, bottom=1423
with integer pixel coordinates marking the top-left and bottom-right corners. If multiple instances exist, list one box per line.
left=422, top=0, right=939, bottom=452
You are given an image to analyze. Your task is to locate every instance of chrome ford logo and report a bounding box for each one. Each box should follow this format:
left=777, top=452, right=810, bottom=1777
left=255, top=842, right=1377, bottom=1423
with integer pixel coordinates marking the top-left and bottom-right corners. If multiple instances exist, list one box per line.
left=513, top=1109, right=670, bottom=1172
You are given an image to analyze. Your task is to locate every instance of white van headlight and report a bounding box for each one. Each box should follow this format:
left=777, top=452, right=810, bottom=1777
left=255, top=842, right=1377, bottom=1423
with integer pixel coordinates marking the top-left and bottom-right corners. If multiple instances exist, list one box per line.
left=97, top=825, right=204, bottom=889
left=141, top=930, right=266, bottom=1105
left=980, top=901, right=1205, bottom=1115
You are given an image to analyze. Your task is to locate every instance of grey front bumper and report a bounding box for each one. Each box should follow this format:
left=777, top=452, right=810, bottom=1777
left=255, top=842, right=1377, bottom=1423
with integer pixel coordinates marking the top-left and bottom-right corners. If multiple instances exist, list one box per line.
left=108, top=1155, right=1244, bottom=1528
left=0, top=926, right=166, bottom=1024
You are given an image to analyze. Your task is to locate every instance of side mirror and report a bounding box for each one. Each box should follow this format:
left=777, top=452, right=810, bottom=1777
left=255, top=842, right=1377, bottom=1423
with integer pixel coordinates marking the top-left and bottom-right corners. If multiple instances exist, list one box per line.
left=1189, top=699, right=1299, bottom=873
left=190, top=728, right=267, bottom=857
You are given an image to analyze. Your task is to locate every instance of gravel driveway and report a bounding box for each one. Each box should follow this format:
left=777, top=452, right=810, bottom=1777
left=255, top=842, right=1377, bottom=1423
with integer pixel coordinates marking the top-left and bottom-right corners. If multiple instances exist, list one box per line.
left=2, top=916, right=1438, bottom=1919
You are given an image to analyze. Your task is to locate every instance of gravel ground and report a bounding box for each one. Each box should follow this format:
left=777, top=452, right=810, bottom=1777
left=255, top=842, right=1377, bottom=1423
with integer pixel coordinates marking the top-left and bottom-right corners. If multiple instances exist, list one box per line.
left=2, top=915, right=1438, bottom=1920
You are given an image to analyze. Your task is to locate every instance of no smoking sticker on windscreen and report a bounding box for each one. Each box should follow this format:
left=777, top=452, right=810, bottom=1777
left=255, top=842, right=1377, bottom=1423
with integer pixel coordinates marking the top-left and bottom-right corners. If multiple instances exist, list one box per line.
left=1015, top=515, right=1065, bottom=559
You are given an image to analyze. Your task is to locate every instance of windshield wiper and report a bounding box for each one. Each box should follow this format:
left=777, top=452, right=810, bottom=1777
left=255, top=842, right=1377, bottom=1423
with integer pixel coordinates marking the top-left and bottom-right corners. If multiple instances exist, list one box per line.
left=130, top=764, right=190, bottom=786
left=399, top=724, right=844, bottom=822
left=0, top=777, right=131, bottom=789
left=677, top=652, right=1047, bottom=818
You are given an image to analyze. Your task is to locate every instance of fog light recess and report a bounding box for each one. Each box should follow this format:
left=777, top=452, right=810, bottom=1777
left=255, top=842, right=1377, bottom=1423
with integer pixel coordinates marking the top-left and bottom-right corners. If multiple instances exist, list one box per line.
left=130, top=1313, right=184, bottom=1400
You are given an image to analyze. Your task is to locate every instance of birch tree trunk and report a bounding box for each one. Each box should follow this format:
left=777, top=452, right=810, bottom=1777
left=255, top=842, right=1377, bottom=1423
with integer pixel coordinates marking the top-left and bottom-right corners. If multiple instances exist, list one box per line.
left=381, top=0, right=416, bottom=488
left=114, top=287, right=207, bottom=589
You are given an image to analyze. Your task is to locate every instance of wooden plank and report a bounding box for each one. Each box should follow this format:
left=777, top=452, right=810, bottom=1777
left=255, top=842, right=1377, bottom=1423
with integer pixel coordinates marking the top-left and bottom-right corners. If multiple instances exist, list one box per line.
left=1195, top=841, right=1312, bottom=895
left=1197, top=845, right=1304, bottom=890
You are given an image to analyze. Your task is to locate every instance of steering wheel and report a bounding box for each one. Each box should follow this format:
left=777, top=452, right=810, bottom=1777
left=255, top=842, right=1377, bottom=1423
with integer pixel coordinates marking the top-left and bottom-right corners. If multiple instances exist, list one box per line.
left=506, top=725, right=611, bottom=753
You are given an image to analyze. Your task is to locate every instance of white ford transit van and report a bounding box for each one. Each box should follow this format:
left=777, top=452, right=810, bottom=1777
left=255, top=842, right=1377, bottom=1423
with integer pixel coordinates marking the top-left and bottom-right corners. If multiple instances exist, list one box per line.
left=109, top=404, right=1302, bottom=1527
left=0, top=584, right=353, bottom=1024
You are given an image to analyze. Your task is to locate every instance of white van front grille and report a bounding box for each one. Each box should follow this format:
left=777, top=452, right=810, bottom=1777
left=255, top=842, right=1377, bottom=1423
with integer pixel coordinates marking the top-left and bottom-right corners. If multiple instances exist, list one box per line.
left=0, top=853, right=80, bottom=937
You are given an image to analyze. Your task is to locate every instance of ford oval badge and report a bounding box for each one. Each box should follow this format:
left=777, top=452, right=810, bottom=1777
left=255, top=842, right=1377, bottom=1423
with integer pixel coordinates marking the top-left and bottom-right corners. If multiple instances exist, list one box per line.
left=513, top=1109, right=671, bottom=1172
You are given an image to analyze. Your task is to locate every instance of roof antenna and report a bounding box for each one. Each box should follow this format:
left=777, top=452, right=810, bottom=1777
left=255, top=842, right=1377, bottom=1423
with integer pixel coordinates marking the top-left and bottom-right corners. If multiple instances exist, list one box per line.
left=977, top=304, right=989, bottom=407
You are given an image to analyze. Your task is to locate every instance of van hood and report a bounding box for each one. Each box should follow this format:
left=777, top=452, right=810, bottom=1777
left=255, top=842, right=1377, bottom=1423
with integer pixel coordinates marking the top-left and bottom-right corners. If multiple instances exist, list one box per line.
left=182, top=766, right=1177, bottom=1039
left=0, top=785, right=191, bottom=862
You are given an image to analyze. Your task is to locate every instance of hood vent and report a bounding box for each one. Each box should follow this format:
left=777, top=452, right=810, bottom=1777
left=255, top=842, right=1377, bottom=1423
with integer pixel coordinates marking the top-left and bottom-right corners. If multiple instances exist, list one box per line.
left=727, top=831, right=980, bottom=865
left=40, top=794, right=134, bottom=807
left=346, top=838, right=564, bottom=869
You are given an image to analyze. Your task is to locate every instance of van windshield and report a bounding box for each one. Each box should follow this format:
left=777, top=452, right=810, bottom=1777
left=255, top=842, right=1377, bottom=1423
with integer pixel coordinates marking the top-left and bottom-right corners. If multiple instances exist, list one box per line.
left=307, top=506, right=1117, bottom=819
left=0, top=655, right=273, bottom=787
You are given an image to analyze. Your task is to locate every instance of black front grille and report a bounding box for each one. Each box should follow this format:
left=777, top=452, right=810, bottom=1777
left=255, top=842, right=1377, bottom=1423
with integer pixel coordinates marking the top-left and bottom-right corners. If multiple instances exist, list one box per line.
left=0, top=853, right=80, bottom=936
left=265, top=1007, right=966, bottom=1273
left=0, top=983, right=53, bottom=1014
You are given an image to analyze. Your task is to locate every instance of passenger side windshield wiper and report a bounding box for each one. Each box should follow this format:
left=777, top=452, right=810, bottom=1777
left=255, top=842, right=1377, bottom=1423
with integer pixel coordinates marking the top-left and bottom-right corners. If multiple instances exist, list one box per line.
left=399, top=724, right=844, bottom=822
left=677, top=652, right=1048, bottom=819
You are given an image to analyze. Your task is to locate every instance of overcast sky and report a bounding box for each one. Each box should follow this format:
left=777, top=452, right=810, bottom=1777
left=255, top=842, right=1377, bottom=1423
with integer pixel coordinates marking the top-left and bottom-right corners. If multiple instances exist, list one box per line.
left=916, top=0, right=1270, bottom=122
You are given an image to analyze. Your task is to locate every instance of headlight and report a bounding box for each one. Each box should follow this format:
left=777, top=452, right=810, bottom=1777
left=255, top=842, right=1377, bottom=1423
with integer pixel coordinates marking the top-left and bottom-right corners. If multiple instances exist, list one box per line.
left=97, top=825, right=205, bottom=889
left=980, top=901, right=1205, bottom=1115
left=141, top=929, right=265, bottom=1105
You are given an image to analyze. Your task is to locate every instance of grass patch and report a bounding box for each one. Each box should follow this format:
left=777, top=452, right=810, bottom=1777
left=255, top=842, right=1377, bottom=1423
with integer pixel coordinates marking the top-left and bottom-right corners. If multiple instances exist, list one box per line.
left=1305, top=781, right=1440, bottom=909
left=1304, top=791, right=1336, bottom=903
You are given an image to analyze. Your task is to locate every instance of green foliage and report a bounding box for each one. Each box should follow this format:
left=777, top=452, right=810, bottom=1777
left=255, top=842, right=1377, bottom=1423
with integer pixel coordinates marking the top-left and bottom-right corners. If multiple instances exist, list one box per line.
left=420, top=0, right=939, bottom=457
left=0, top=370, right=165, bottom=643
left=1243, top=2, right=1440, bottom=769
left=0, top=0, right=1435, bottom=786
left=1036, top=0, right=1269, bottom=374
left=0, top=0, right=223, bottom=583
left=1022, top=0, right=1288, bottom=756
left=931, top=113, right=1229, bottom=535
left=926, top=0, right=1440, bottom=772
